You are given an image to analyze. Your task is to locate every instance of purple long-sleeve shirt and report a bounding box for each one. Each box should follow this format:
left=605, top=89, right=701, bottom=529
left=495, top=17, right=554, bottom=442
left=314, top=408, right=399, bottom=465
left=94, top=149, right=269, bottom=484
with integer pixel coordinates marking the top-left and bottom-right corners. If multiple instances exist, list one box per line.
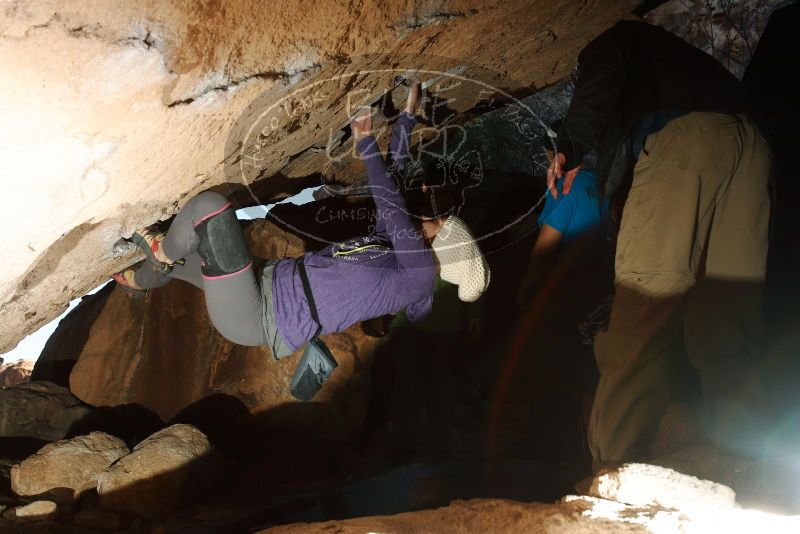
left=268, top=113, right=436, bottom=351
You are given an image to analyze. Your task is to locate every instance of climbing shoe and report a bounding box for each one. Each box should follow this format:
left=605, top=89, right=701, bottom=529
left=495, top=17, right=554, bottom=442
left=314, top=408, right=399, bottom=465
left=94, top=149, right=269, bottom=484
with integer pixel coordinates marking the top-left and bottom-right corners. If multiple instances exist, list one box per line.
left=111, top=269, right=148, bottom=300
left=131, top=226, right=184, bottom=274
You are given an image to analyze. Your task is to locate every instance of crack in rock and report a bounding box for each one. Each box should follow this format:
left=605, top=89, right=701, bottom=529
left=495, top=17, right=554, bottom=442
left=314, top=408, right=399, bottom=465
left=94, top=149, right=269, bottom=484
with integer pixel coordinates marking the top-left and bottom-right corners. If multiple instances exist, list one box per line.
left=119, top=31, right=156, bottom=50
left=392, top=9, right=476, bottom=31
left=167, top=63, right=321, bottom=108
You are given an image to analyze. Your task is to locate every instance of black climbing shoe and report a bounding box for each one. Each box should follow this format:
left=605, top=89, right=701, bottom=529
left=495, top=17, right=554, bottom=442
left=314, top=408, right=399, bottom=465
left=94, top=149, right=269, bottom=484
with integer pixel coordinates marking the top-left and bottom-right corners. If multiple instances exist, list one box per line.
left=112, top=269, right=148, bottom=300
left=130, top=227, right=184, bottom=274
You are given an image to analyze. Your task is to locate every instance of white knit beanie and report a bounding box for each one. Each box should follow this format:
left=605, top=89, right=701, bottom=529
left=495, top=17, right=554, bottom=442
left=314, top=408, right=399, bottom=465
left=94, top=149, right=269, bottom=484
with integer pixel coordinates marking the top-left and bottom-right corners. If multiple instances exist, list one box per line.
left=431, top=216, right=490, bottom=302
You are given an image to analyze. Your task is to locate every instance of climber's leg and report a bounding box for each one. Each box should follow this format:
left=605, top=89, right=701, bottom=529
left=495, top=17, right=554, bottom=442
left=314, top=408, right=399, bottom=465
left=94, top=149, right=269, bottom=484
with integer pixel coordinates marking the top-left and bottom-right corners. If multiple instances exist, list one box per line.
left=152, top=191, right=265, bottom=345
left=161, top=252, right=204, bottom=289
left=187, top=194, right=269, bottom=346
left=161, top=191, right=233, bottom=261
left=121, top=191, right=290, bottom=351
left=202, top=261, right=267, bottom=346
left=121, top=191, right=234, bottom=290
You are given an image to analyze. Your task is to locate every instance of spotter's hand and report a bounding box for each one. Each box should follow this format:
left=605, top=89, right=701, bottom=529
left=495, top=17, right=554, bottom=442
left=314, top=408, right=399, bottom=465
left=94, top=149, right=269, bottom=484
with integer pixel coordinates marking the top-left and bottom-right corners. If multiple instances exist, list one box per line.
left=546, top=152, right=580, bottom=199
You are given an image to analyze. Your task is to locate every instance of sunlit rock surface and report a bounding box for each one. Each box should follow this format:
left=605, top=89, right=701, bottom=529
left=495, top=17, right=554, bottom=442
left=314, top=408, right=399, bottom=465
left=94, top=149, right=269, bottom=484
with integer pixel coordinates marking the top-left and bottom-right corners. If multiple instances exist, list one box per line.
left=263, top=463, right=800, bottom=534
left=0, top=360, right=33, bottom=387
left=96, top=424, right=220, bottom=518
left=10, top=431, right=129, bottom=503
left=0, top=0, right=637, bottom=353
left=589, top=463, right=736, bottom=511
left=8, top=500, right=58, bottom=522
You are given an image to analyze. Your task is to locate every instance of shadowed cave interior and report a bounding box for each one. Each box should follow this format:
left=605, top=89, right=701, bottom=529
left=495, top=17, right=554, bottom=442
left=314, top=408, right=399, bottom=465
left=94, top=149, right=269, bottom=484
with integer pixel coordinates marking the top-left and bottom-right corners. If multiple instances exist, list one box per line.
left=1, top=1, right=800, bottom=532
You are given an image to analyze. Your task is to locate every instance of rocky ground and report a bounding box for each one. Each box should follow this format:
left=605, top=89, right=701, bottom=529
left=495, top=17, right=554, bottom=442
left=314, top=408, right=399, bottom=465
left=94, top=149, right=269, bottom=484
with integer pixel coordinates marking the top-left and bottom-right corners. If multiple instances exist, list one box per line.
left=0, top=395, right=798, bottom=534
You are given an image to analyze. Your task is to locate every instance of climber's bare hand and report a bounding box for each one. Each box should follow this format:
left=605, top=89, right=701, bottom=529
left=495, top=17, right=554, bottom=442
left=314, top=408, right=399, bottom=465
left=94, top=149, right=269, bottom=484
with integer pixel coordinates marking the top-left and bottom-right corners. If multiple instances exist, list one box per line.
left=351, top=107, right=373, bottom=140
left=404, top=81, right=422, bottom=115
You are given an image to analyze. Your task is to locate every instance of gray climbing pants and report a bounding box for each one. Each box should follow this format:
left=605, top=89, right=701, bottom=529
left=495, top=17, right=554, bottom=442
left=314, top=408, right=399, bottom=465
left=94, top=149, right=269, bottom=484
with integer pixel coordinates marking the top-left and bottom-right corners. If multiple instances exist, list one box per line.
left=132, top=191, right=293, bottom=358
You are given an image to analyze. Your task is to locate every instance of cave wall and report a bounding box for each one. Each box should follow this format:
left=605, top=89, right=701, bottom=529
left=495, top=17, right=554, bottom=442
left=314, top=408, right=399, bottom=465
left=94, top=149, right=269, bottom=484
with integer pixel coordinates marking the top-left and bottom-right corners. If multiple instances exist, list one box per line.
left=0, top=0, right=638, bottom=353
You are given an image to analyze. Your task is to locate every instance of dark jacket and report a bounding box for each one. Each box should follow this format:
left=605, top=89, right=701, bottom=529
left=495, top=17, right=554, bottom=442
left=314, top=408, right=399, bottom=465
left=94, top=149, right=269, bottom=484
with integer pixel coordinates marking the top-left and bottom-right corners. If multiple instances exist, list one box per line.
left=556, top=20, right=756, bottom=197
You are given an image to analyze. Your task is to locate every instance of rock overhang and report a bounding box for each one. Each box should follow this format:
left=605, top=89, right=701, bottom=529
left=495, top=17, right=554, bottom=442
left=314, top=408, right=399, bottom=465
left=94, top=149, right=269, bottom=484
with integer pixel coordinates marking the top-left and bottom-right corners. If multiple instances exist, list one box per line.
left=0, top=0, right=639, bottom=352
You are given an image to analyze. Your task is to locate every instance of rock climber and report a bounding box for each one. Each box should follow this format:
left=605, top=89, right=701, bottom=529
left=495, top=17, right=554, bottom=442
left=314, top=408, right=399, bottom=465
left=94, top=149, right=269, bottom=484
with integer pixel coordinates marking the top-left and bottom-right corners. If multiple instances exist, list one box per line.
left=547, top=20, right=771, bottom=467
left=112, top=82, right=490, bottom=366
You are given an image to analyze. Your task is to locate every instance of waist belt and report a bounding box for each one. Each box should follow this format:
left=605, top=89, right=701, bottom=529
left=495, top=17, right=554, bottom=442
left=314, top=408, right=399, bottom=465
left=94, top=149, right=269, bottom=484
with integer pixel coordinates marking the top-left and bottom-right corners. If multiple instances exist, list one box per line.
left=297, top=258, right=322, bottom=340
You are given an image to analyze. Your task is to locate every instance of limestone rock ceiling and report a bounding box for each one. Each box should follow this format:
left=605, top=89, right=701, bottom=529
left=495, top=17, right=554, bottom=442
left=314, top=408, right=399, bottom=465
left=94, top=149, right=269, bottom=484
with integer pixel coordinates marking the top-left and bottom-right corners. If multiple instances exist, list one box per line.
left=0, top=0, right=638, bottom=352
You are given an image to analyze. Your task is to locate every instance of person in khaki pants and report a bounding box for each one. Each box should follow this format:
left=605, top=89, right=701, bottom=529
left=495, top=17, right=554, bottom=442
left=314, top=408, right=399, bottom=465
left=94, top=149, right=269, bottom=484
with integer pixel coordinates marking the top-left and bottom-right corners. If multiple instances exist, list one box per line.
left=546, top=21, right=771, bottom=466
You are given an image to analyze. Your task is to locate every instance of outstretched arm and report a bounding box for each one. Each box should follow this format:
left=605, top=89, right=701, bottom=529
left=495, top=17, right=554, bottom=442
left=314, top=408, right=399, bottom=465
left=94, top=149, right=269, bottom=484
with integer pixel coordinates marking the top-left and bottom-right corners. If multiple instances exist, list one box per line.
left=548, top=21, right=634, bottom=197
left=352, top=110, right=433, bottom=273
left=388, top=81, right=422, bottom=172
left=355, top=115, right=435, bottom=322
left=387, top=112, right=416, bottom=172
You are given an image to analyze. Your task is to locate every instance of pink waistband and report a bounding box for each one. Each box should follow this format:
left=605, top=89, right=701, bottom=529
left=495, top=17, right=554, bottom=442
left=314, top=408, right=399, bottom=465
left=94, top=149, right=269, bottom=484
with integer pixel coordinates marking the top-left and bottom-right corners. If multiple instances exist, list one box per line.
left=201, top=261, right=253, bottom=280
left=193, top=202, right=233, bottom=228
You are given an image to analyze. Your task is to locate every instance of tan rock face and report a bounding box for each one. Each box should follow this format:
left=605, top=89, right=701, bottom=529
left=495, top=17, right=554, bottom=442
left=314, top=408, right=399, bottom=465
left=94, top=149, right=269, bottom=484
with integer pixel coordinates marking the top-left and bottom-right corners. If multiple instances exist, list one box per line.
left=96, top=424, right=220, bottom=518
left=0, top=381, right=102, bottom=443
left=0, top=360, right=34, bottom=387
left=10, top=431, right=129, bottom=503
left=262, top=459, right=800, bottom=534
left=589, top=462, right=736, bottom=511
left=263, top=498, right=651, bottom=534
left=0, top=0, right=638, bottom=353
left=12, top=500, right=57, bottom=522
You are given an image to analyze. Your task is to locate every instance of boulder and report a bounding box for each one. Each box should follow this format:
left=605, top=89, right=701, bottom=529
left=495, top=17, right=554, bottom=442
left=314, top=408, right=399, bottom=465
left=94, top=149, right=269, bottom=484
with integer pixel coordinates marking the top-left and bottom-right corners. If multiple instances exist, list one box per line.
left=0, top=360, right=34, bottom=388
left=262, top=477, right=797, bottom=534
left=97, top=424, right=221, bottom=517
left=589, top=463, right=737, bottom=511
left=654, top=445, right=800, bottom=513
left=12, top=500, right=57, bottom=522
left=0, top=381, right=106, bottom=459
left=11, top=431, right=129, bottom=502
left=261, top=499, right=636, bottom=534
